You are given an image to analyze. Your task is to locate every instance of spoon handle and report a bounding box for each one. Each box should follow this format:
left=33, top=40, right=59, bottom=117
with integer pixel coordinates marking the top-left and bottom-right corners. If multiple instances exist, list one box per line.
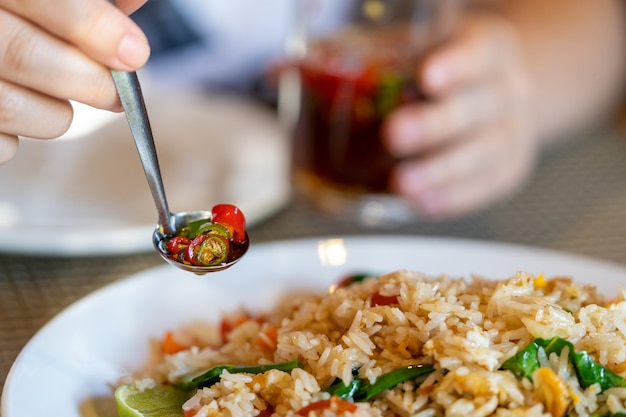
left=111, top=70, right=174, bottom=235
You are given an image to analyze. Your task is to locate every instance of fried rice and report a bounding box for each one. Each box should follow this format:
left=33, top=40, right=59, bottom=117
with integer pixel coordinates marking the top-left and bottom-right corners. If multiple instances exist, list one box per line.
left=118, top=270, right=626, bottom=417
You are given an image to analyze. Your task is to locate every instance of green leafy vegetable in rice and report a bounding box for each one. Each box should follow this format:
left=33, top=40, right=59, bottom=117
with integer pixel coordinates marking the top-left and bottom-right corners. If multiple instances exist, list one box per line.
left=325, top=364, right=435, bottom=402
left=175, top=360, right=301, bottom=391
left=116, top=270, right=626, bottom=417
left=502, top=337, right=626, bottom=392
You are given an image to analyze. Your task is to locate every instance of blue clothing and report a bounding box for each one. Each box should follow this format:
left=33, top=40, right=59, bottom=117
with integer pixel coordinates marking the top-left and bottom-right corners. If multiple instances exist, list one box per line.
left=132, top=0, right=352, bottom=94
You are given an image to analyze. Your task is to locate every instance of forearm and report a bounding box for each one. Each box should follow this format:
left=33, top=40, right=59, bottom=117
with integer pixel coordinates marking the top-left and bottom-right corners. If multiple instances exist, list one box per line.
left=472, top=0, right=626, bottom=145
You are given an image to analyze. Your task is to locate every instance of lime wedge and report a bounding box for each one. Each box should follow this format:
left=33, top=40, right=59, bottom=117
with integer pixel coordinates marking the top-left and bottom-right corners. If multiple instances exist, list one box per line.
left=114, top=384, right=191, bottom=417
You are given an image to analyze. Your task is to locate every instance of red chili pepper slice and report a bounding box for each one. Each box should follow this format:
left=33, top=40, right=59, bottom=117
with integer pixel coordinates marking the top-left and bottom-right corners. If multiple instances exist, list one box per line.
left=256, top=406, right=274, bottom=417
left=211, top=204, right=246, bottom=243
left=336, top=273, right=371, bottom=289
left=220, top=313, right=263, bottom=344
left=166, top=236, right=191, bottom=256
left=221, top=315, right=249, bottom=343
left=163, top=204, right=247, bottom=268
left=296, top=397, right=357, bottom=416
left=161, top=331, right=188, bottom=355
left=369, top=292, right=399, bottom=306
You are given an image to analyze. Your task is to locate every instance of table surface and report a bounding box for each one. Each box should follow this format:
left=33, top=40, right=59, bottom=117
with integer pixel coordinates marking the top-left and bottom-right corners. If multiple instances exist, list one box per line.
left=2, top=121, right=626, bottom=397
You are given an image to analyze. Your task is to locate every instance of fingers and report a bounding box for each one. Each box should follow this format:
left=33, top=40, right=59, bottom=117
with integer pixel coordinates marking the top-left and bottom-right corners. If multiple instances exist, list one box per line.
left=391, top=122, right=537, bottom=219
left=0, top=0, right=150, bottom=165
left=383, top=13, right=533, bottom=158
left=4, top=0, right=150, bottom=71
left=0, top=79, right=74, bottom=139
left=382, top=13, right=537, bottom=219
left=0, top=9, right=121, bottom=110
left=0, top=133, right=19, bottom=165
left=419, top=13, right=521, bottom=97
left=384, top=78, right=503, bottom=157
left=385, top=67, right=531, bottom=156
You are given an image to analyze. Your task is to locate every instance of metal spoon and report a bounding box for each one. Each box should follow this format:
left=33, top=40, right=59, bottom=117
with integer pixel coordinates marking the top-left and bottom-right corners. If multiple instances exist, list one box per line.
left=110, top=70, right=249, bottom=274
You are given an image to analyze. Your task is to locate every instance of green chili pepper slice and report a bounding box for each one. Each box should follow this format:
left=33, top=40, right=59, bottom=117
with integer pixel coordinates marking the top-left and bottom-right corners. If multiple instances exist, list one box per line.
left=186, top=235, right=209, bottom=266
left=376, top=72, right=404, bottom=117
left=175, top=360, right=301, bottom=391
left=196, top=222, right=230, bottom=239
left=335, top=273, right=376, bottom=289
left=353, top=364, right=435, bottom=402
left=196, top=234, right=229, bottom=266
left=324, top=378, right=362, bottom=399
left=323, top=364, right=435, bottom=402
left=184, top=217, right=213, bottom=239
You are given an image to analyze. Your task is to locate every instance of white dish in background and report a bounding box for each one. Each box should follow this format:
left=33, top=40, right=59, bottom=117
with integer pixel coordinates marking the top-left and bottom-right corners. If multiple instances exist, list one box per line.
left=3, top=235, right=626, bottom=417
left=0, top=90, right=290, bottom=255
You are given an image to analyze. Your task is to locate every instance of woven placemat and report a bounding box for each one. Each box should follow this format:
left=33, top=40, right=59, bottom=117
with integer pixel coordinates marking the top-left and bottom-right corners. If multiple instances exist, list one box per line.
left=2, top=125, right=626, bottom=395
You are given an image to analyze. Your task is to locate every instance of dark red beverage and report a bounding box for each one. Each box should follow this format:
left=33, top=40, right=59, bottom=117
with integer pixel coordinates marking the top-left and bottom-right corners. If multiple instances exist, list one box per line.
left=292, top=30, right=419, bottom=198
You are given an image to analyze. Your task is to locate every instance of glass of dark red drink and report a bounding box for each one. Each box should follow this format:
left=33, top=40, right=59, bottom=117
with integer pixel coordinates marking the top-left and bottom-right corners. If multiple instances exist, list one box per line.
left=284, top=0, right=463, bottom=226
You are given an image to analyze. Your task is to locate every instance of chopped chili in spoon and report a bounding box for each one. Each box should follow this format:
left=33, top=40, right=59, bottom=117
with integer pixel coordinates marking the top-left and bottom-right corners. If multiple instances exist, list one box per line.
left=211, top=204, right=246, bottom=243
left=166, top=236, right=191, bottom=263
left=162, top=204, right=247, bottom=267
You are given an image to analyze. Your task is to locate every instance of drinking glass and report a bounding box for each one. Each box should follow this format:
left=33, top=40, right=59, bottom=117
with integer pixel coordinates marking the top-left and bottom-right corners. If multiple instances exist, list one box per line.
left=281, top=0, right=464, bottom=227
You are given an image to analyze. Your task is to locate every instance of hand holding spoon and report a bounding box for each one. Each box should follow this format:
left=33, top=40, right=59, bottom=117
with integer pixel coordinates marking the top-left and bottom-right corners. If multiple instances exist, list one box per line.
left=110, top=70, right=249, bottom=274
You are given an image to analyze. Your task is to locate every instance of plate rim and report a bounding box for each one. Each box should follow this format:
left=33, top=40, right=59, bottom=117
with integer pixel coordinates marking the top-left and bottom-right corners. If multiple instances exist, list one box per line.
left=3, top=234, right=626, bottom=416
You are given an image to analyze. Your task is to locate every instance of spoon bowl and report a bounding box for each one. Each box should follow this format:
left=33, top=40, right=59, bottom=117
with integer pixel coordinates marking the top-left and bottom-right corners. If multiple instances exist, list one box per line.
left=152, top=211, right=250, bottom=275
left=111, top=70, right=248, bottom=274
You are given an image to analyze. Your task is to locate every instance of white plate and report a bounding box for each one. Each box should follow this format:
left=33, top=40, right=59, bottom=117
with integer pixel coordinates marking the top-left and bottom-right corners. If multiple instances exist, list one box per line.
left=0, top=90, right=289, bottom=255
left=3, top=236, right=626, bottom=417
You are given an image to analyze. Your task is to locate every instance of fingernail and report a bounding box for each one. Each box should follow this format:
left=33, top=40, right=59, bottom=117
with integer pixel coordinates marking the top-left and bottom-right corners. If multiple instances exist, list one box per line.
left=393, top=169, right=442, bottom=216
left=417, top=191, right=443, bottom=215
left=423, top=62, right=449, bottom=92
left=395, top=165, right=428, bottom=195
left=388, top=116, right=422, bottom=156
left=117, top=31, right=150, bottom=69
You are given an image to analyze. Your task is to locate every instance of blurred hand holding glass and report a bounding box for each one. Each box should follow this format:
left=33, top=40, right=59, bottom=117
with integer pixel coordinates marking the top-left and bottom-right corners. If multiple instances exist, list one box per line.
left=284, top=0, right=463, bottom=226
